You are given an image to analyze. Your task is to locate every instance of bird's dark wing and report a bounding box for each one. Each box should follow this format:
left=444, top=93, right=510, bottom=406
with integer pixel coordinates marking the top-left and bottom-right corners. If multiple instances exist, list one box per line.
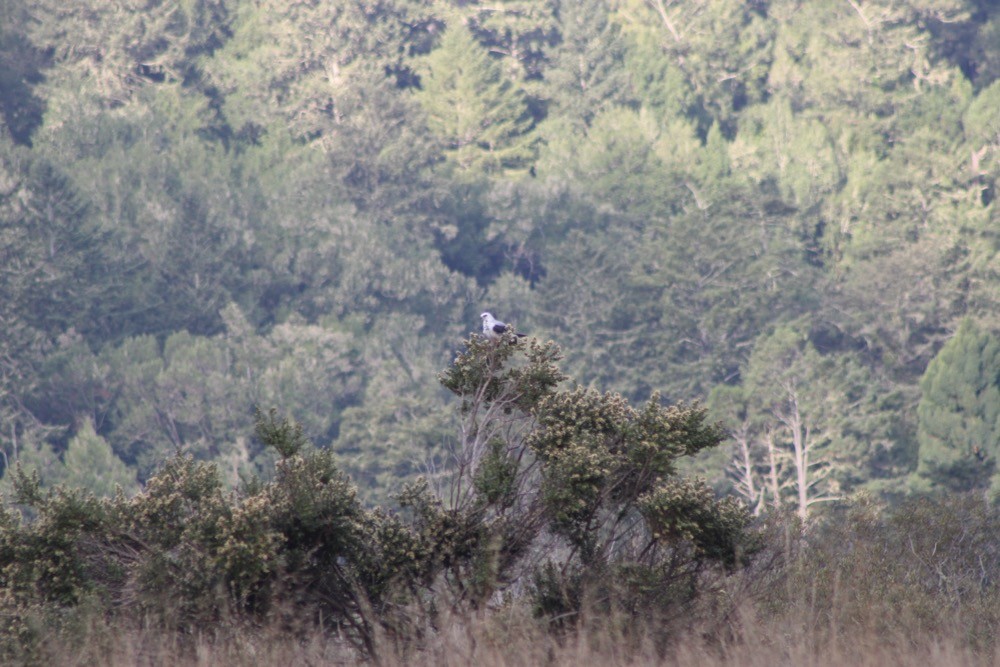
left=492, top=323, right=508, bottom=334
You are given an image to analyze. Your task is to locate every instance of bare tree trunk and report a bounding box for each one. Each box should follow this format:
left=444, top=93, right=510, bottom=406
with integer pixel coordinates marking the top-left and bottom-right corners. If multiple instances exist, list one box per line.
left=777, top=389, right=837, bottom=521
left=728, top=422, right=761, bottom=515
left=786, top=397, right=809, bottom=521
left=763, top=428, right=782, bottom=512
left=647, top=0, right=683, bottom=43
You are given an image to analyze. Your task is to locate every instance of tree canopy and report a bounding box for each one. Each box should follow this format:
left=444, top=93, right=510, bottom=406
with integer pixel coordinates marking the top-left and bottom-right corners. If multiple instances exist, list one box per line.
left=0, top=0, right=999, bottom=511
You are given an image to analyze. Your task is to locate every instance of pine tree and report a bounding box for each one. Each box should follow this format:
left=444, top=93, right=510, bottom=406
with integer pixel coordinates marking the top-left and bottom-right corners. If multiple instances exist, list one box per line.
left=0, top=0, right=45, bottom=144
left=614, top=0, right=774, bottom=134
left=59, top=419, right=138, bottom=496
left=462, top=0, right=558, bottom=81
left=415, top=23, right=536, bottom=174
left=916, top=318, right=1000, bottom=492
left=543, top=0, right=632, bottom=128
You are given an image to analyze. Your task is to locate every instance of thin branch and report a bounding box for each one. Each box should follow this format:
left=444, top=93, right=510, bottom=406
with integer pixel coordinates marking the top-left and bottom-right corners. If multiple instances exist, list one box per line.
left=648, top=0, right=682, bottom=43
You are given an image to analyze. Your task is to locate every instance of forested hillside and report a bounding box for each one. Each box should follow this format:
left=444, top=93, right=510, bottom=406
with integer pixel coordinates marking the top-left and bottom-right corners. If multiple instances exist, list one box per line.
left=2, top=0, right=1000, bottom=513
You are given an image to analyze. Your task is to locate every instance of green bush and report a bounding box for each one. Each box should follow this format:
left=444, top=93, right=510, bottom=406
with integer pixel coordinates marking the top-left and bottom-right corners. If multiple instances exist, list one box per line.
left=0, top=337, right=758, bottom=661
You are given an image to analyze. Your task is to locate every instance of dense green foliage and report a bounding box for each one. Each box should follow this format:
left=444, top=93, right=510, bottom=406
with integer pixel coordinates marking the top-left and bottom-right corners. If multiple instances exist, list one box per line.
left=916, top=317, right=1000, bottom=493
left=1, top=0, right=999, bottom=513
left=3, top=3, right=1000, bottom=658
left=0, top=337, right=754, bottom=661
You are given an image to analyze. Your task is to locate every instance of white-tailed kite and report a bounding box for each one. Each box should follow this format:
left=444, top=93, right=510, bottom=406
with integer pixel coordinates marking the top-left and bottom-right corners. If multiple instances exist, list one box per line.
left=481, top=312, right=526, bottom=340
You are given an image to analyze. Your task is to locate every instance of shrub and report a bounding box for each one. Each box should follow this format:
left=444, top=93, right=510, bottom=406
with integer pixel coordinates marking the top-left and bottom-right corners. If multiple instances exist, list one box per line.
left=0, top=337, right=758, bottom=661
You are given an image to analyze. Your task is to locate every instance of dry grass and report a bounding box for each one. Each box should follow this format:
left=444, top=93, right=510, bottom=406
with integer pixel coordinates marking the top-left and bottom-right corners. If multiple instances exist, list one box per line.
left=24, top=601, right=1000, bottom=667
left=16, top=496, right=1000, bottom=666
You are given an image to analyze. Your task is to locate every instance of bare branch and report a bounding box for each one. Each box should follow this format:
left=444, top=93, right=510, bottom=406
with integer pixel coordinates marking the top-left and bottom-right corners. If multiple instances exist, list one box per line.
left=647, top=0, right=682, bottom=43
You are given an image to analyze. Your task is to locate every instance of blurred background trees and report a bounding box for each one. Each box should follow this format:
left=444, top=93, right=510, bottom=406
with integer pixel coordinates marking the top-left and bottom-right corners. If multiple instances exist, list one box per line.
left=0, top=0, right=998, bottom=513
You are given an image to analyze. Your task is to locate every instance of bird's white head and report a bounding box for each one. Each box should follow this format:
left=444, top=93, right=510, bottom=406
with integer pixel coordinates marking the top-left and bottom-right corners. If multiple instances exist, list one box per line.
left=480, top=312, right=499, bottom=336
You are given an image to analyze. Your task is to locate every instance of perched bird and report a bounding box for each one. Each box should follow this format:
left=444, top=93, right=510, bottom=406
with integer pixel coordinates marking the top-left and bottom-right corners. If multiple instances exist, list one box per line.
left=481, top=312, right=526, bottom=341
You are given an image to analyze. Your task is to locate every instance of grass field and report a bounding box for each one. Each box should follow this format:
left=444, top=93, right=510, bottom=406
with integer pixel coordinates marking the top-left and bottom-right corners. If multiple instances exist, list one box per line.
left=8, top=494, right=1000, bottom=666
left=26, top=603, right=1000, bottom=667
